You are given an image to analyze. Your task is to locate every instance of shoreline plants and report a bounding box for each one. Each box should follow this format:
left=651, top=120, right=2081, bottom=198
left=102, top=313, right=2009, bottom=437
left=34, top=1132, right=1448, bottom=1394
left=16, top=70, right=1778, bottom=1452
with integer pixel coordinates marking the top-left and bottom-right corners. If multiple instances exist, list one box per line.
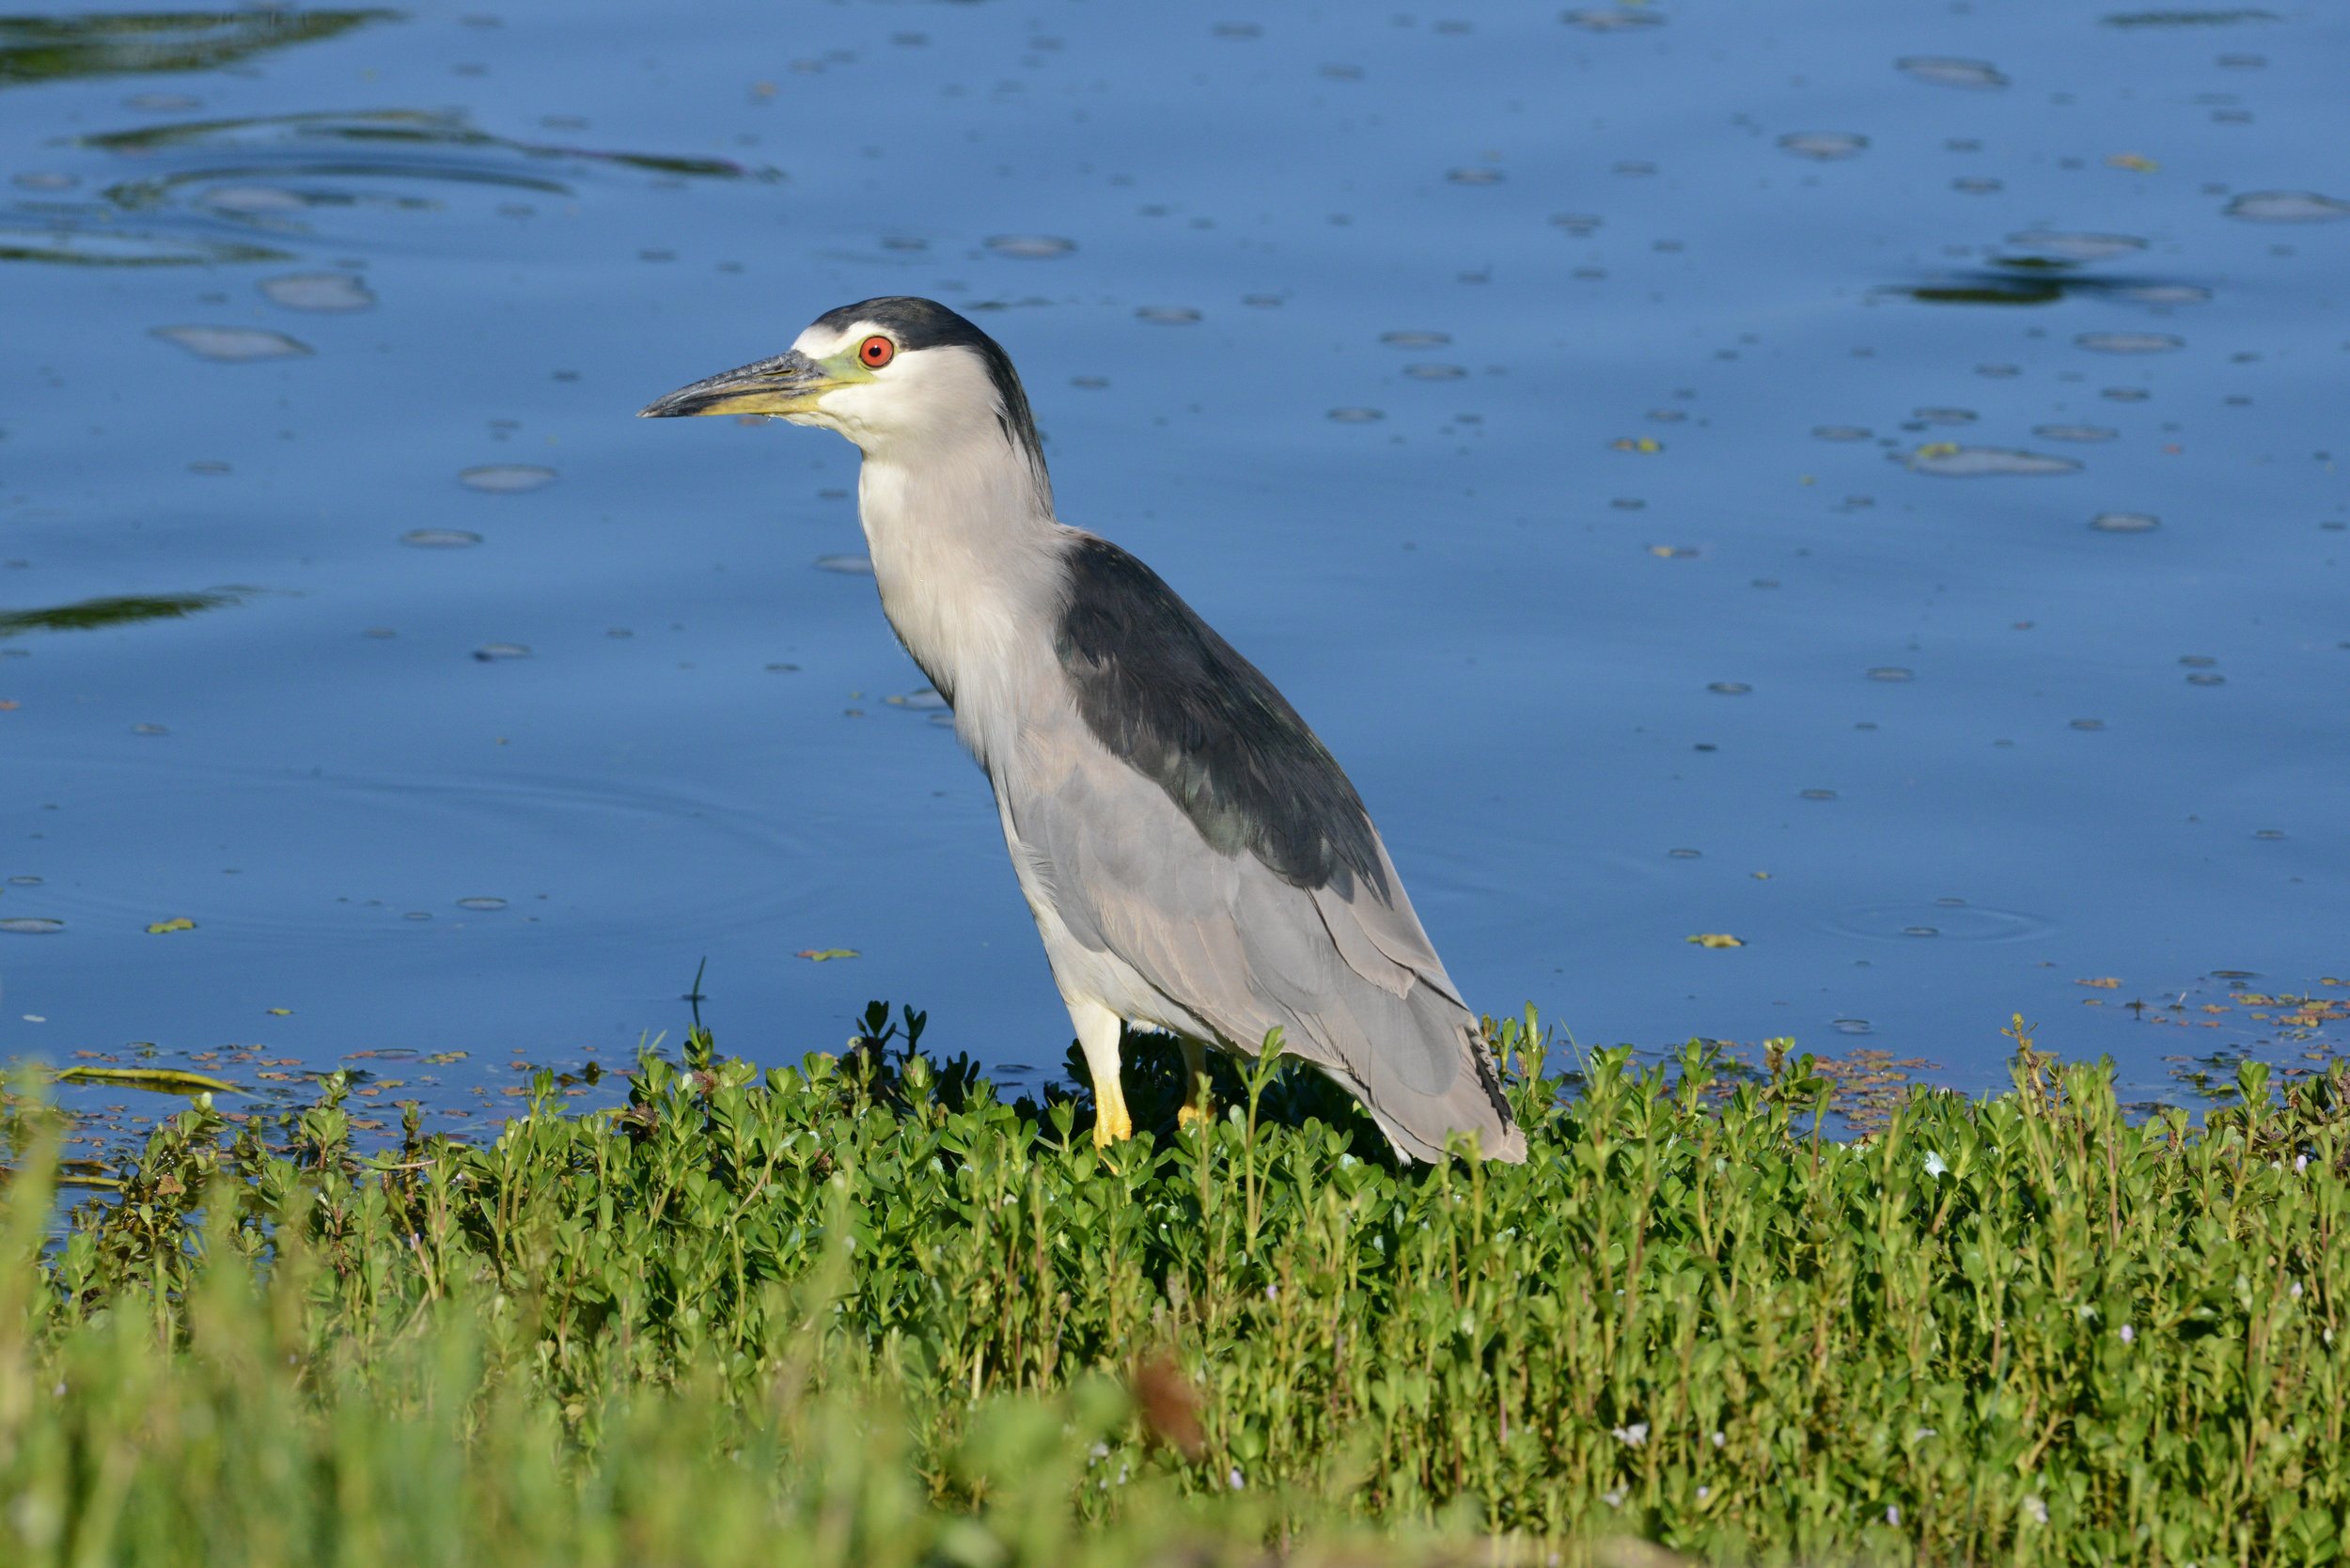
left=1, top=1007, right=2343, bottom=1565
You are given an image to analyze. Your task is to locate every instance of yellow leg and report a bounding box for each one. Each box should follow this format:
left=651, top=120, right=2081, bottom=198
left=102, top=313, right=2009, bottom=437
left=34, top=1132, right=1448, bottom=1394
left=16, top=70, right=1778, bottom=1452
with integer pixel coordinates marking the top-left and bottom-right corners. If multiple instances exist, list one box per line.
left=1070, top=997, right=1132, bottom=1147
left=1175, top=1037, right=1213, bottom=1130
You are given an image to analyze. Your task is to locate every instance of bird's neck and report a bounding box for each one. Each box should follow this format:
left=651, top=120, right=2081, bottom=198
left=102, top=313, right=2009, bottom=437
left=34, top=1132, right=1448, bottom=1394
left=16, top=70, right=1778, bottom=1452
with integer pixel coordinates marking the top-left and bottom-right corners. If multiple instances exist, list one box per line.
left=854, top=437, right=1061, bottom=744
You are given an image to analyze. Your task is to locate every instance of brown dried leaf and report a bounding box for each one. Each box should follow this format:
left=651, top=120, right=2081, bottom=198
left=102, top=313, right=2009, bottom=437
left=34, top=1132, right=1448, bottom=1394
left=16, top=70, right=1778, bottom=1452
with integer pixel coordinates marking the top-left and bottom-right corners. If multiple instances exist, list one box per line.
left=1132, top=1352, right=1205, bottom=1460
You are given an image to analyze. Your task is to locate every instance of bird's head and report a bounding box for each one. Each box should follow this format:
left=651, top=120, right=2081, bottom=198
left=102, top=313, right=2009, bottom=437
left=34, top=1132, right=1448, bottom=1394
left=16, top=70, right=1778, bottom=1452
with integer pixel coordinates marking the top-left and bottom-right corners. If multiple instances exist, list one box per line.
left=638, top=296, right=1045, bottom=477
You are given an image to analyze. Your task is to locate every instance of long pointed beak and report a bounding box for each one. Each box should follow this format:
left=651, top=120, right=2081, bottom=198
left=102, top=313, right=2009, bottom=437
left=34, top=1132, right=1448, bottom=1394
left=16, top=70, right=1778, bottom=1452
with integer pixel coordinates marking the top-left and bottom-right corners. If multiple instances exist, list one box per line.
left=637, top=349, right=835, bottom=418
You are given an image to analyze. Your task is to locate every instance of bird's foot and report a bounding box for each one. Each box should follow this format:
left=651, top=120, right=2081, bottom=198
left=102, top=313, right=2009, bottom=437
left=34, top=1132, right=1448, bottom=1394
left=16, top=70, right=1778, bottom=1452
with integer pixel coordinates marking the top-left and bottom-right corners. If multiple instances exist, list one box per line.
left=1091, top=1101, right=1135, bottom=1149
left=1177, top=1038, right=1213, bottom=1133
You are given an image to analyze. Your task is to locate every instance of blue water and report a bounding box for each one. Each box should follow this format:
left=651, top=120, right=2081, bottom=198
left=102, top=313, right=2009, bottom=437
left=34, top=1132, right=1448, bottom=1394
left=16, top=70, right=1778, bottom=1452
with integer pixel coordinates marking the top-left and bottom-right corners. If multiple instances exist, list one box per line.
left=3, top=1, right=2344, bottom=1136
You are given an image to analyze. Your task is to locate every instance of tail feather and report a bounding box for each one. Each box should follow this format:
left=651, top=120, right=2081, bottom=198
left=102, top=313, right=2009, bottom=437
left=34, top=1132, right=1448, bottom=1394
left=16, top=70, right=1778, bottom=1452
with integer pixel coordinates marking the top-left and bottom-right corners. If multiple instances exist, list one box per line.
left=1348, top=980, right=1527, bottom=1164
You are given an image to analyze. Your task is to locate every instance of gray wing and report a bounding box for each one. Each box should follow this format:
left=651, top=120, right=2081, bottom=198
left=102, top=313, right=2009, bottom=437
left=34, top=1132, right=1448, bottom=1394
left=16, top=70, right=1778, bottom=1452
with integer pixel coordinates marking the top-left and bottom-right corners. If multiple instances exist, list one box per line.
left=1008, top=719, right=1526, bottom=1164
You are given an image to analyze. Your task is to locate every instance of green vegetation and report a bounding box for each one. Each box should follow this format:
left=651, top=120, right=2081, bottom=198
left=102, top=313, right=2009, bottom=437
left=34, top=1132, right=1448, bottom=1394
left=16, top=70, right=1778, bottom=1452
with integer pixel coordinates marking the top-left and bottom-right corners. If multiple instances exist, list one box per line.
left=2, top=1009, right=2344, bottom=1565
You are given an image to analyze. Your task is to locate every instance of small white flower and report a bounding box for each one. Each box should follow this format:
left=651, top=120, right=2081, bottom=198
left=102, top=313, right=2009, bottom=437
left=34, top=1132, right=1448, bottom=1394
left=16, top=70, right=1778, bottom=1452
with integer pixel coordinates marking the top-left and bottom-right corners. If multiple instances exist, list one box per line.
left=2120, top=1324, right=2135, bottom=1344
left=2023, top=1496, right=2048, bottom=1526
left=2296, top=1153, right=2311, bottom=1174
left=1088, top=1443, right=1109, bottom=1462
left=1611, top=1422, right=1650, bottom=1447
left=1886, top=1505, right=1901, bottom=1526
left=1601, top=1490, right=1625, bottom=1510
left=1228, top=1468, right=1245, bottom=1491
left=1697, top=1487, right=1710, bottom=1501
left=2290, top=1280, right=2303, bottom=1298
left=1710, top=1430, right=1726, bottom=1449
left=1264, top=1283, right=1278, bottom=1301
left=1923, top=1151, right=1949, bottom=1180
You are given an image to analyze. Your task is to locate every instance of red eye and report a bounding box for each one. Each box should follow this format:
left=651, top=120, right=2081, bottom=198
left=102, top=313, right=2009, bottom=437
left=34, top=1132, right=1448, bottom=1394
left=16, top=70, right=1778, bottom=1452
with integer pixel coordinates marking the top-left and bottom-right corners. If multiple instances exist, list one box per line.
left=859, top=335, right=895, bottom=368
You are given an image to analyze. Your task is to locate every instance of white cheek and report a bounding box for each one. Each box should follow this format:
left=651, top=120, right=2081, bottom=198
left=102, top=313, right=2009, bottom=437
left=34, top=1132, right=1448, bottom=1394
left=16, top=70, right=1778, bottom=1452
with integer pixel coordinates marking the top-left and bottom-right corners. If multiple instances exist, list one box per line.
left=820, top=380, right=884, bottom=416
left=806, top=380, right=887, bottom=441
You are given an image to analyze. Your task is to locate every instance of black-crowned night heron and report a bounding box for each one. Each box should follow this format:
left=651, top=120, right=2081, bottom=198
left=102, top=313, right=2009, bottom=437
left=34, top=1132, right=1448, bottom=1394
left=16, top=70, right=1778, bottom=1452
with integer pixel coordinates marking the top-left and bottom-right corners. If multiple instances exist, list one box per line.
left=640, top=297, right=1525, bottom=1163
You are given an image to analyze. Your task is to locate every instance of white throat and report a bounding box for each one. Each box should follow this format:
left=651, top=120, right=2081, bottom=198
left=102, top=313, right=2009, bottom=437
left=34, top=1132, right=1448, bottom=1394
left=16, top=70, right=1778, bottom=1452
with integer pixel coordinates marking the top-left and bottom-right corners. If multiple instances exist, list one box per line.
left=853, top=429, right=1063, bottom=769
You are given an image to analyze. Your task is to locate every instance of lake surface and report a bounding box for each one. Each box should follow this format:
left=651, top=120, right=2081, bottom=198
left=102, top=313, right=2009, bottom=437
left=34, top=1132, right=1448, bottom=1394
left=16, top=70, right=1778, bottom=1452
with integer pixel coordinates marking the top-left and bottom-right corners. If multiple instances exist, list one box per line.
left=3, top=1, right=2344, bottom=1139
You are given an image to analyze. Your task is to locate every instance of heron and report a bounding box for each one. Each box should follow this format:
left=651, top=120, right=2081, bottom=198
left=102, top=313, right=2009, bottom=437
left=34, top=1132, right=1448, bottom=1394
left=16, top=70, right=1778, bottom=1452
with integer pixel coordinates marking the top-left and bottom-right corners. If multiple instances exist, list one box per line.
left=640, top=297, right=1526, bottom=1163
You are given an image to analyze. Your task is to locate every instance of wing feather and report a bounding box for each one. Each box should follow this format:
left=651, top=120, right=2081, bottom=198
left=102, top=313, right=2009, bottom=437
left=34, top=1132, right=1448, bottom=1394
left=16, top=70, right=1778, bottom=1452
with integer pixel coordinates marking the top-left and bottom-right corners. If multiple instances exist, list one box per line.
left=1008, top=723, right=1523, bottom=1162
left=1013, top=528, right=1524, bottom=1161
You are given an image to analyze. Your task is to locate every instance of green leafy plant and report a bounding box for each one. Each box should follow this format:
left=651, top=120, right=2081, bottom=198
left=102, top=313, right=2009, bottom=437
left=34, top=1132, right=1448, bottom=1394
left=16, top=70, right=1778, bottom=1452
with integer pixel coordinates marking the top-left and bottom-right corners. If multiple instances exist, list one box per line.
left=2, top=1008, right=2343, bottom=1565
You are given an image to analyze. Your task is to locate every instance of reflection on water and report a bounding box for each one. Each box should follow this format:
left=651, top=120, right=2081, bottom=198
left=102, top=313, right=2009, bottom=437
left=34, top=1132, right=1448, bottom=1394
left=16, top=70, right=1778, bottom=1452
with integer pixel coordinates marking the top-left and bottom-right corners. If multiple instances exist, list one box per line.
left=81, top=105, right=768, bottom=180
left=1886, top=233, right=2218, bottom=308
left=1894, top=445, right=2080, bottom=478
left=1891, top=270, right=2166, bottom=307
left=0, top=592, right=242, bottom=638
left=1896, top=55, right=2010, bottom=89
left=2224, top=190, right=2350, bottom=222
left=4, top=106, right=771, bottom=267
left=0, top=10, right=395, bottom=89
left=259, top=271, right=373, bottom=311
left=151, top=323, right=310, bottom=359
left=1, top=0, right=2344, bottom=1140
